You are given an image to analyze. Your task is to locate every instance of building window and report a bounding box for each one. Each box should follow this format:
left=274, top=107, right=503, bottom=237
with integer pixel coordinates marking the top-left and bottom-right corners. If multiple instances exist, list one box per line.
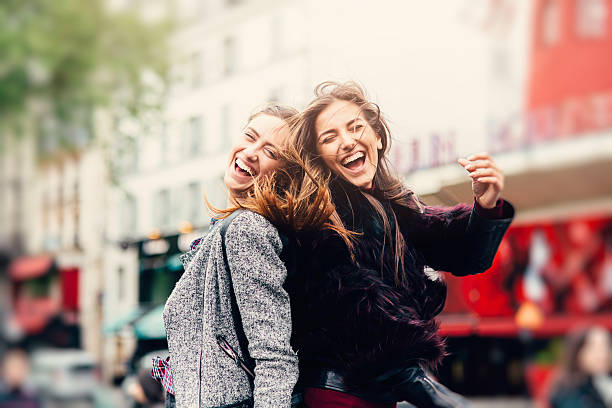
left=576, top=0, right=608, bottom=37
left=171, top=186, right=188, bottom=227
left=117, top=267, right=125, bottom=302
left=221, top=104, right=232, bottom=152
left=159, top=124, right=168, bottom=165
left=169, top=63, right=183, bottom=95
left=223, top=36, right=236, bottom=76
left=73, top=178, right=80, bottom=248
left=42, top=191, right=49, bottom=229
left=122, top=194, right=137, bottom=237
left=187, top=116, right=203, bottom=156
left=541, top=0, right=561, bottom=46
left=188, top=182, right=202, bottom=222
left=205, top=175, right=226, bottom=209
left=270, top=16, right=282, bottom=60
left=191, top=52, right=202, bottom=88
left=155, top=189, right=170, bottom=229
left=268, top=86, right=283, bottom=103
left=120, top=136, right=139, bottom=174
left=490, top=47, right=509, bottom=80
left=58, top=170, right=64, bottom=230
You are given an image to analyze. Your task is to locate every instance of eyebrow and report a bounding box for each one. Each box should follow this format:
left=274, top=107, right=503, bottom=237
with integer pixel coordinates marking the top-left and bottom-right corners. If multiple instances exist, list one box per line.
left=318, top=128, right=336, bottom=140
left=247, top=126, right=281, bottom=151
left=245, top=126, right=260, bottom=138
left=346, top=118, right=363, bottom=128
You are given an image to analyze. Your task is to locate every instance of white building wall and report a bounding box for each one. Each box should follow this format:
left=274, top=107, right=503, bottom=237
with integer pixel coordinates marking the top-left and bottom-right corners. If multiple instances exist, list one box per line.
left=116, top=0, right=311, bottom=241
left=102, top=0, right=312, bottom=379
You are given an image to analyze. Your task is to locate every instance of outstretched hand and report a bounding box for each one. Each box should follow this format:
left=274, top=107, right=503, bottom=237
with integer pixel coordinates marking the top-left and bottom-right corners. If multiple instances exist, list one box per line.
left=458, top=152, right=504, bottom=209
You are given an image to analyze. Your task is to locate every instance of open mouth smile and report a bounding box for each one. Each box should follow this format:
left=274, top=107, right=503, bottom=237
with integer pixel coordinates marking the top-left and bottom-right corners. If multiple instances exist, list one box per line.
left=340, top=151, right=366, bottom=171
left=234, top=157, right=256, bottom=177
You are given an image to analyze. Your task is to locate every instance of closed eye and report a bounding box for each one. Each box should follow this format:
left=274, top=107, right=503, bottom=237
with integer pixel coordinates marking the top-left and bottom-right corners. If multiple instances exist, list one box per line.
left=320, top=134, right=336, bottom=144
left=265, top=147, right=278, bottom=160
left=244, top=132, right=255, bottom=141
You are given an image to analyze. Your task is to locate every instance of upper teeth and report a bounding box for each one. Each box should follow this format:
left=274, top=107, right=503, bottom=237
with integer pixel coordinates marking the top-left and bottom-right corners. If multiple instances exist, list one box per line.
left=342, top=151, right=365, bottom=165
left=236, top=158, right=254, bottom=175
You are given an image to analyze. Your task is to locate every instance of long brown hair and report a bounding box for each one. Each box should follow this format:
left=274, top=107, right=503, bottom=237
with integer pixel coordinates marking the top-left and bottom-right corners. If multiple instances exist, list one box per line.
left=551, top=326, right=611, bottom=391
left=206, top=103, right=356, bottom=247
left=291, top=81, right=423, bottom=287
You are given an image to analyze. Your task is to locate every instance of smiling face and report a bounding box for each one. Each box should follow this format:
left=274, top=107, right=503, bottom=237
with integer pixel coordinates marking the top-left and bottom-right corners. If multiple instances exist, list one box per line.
left=315, top=99, right=382, bottom=189
left=223, top=114, right=289, bottom=199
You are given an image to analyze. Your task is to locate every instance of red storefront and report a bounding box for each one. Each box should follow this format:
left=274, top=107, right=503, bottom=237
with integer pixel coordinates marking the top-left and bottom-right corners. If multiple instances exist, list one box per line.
left=8, top=255, right=80, bottom=347
left=431, top=0, right=612, bottom=399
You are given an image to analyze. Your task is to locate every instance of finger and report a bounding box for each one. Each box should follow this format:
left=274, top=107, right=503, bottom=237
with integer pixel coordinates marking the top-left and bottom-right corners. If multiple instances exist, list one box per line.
left=457, top=158, right=470, bottom=168
left=467, top=152, right=492, bottom=161
left=464, top=159, right=502, bottom=173
left=472, top=176, right=503, bottom=189
left=469, top=168, right=502, bottom=179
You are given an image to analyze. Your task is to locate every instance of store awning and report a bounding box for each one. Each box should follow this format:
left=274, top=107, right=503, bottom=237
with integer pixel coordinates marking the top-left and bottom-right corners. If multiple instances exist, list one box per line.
left=14, top=297, right=59, bottom=334
left=133, top=304, right=166, bottom=340
left=166, top=254, right=183, bottom=272
left=102, top=307, right=144, bottom=335
left=438, top=313, right=612, bottom=338
left=404, top=133, right=612, bottom=216
left=8, top=255, right=54, bottom=281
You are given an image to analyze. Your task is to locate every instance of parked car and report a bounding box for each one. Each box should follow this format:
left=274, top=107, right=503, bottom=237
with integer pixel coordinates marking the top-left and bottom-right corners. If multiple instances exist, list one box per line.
left=30, top=348, right=100, bottom=401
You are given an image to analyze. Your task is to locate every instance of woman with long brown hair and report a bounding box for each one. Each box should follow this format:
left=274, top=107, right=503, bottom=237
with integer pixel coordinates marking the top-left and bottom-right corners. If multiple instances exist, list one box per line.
left=281, top=82, right=515, bottom=407
left=549, top=326, right=611, bottom=408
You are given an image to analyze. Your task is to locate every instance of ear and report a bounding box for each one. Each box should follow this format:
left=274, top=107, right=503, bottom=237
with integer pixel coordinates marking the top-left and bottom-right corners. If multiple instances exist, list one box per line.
left=376, top=133, right=383, bottom=150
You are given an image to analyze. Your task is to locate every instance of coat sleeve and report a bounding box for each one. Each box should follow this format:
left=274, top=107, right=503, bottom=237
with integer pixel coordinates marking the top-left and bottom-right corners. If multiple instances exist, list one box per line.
left=401, top=200, right=515, bottom=276
left=224, top=211, right=298, bottom=408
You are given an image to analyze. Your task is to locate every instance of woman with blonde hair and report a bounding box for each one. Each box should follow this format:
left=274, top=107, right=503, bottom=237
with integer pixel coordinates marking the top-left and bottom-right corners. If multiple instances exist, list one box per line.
left=161, top=104, right=334, bottom=408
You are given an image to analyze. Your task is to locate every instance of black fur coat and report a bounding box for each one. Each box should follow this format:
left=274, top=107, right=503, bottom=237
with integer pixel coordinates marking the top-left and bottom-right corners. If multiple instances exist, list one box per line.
left=286, top=178, right=514, bottom=385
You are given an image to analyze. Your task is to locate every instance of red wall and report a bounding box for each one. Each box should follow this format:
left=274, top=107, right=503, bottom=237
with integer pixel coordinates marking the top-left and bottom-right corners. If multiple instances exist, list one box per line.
left=442, top=215, right=612, bottom=318
left=528, top=0, right=612, bottom=109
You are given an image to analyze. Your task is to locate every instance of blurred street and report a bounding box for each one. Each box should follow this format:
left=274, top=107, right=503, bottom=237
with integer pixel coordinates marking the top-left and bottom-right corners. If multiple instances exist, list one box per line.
left=41, top=391, right=534, bottom=408
left=2, top=0, right=612, bottom=406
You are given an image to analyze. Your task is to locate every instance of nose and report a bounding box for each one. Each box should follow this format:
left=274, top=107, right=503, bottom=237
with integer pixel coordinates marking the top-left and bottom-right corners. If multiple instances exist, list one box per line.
left=242, top=144, right=259, bottom=162
left=338, top=131, right=357, bottom=152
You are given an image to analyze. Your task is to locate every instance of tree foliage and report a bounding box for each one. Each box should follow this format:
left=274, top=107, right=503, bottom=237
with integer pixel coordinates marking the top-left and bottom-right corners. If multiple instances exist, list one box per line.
left=0, top=0, right=172, bottom=140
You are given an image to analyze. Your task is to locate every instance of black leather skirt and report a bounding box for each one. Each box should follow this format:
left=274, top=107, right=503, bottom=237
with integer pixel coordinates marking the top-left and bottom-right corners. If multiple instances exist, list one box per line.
left=302, top=366, right=471, bottom=408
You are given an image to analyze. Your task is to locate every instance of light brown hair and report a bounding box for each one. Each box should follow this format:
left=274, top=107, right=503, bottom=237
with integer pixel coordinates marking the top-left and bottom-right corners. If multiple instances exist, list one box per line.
left=206, top=103, right=356, bottom=246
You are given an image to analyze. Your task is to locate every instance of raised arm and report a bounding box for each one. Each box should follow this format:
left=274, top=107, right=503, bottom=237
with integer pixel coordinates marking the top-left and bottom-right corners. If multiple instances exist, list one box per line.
left=401, top=152, right=514, bottom=276
left=225, top=211, right=298, bottom=408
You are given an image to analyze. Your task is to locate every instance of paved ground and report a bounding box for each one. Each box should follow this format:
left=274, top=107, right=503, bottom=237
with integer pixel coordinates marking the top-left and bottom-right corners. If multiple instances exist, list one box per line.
left=42, top=388, right=533, bottom=408
left=398, top=398, right=532, bottom=408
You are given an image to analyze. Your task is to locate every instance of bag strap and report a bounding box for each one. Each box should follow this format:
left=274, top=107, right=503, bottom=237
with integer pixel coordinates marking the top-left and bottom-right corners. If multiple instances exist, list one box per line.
left=218, top=210, right=304, bottom=406
left=218, top=210, right=256, bottom=388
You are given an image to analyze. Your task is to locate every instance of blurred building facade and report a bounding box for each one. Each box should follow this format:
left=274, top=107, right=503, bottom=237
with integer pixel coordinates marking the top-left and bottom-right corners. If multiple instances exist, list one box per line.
left=101, top=0, right=311, bottom=381
left=409, top=0, right=612, bottom=399
left=0, top=114, right=107, bottom=360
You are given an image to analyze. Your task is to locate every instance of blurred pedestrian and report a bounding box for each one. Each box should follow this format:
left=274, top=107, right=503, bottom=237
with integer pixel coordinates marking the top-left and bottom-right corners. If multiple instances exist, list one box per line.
left=0, top=348, right=41, bottom=408
left=128, top=369, right=165, bottom=408
left=549, top=326, right=612, bottom=408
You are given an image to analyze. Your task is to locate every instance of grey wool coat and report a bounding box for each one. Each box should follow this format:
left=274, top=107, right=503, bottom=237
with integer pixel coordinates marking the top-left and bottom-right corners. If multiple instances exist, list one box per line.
left=163, top=210, right=299, bottom=408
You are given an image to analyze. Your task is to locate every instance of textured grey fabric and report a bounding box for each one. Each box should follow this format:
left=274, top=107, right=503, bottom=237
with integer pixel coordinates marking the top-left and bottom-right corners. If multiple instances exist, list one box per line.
left=163, top=211, right=298, bottom=408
